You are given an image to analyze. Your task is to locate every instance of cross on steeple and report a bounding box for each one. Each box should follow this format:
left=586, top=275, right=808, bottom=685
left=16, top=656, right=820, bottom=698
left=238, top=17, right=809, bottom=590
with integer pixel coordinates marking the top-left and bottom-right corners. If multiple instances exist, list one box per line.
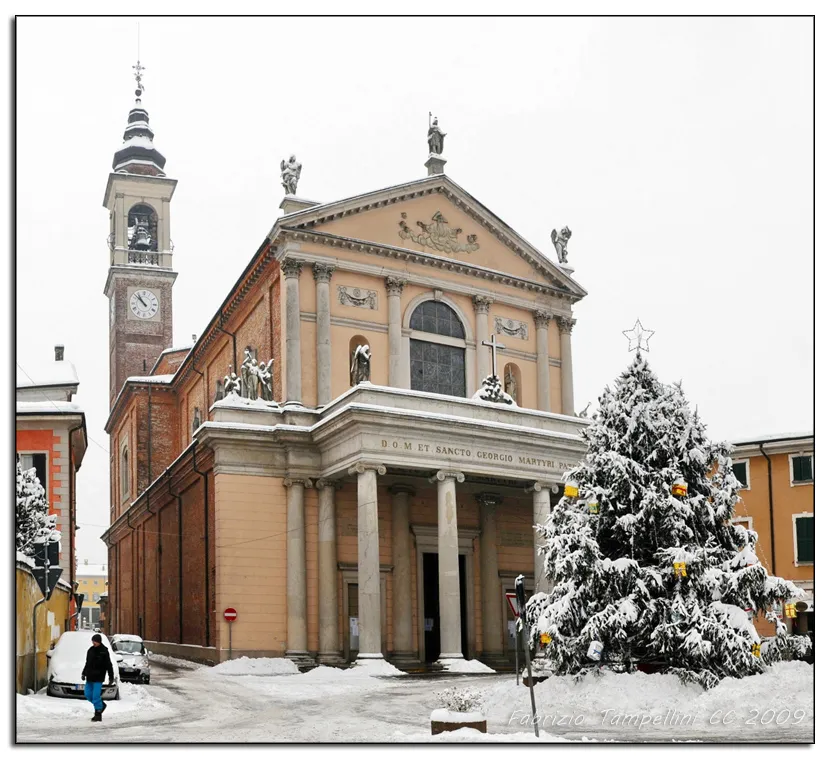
left=481, top=333, right=505, bottom=377
left=132, top=60, right=145, bottom=96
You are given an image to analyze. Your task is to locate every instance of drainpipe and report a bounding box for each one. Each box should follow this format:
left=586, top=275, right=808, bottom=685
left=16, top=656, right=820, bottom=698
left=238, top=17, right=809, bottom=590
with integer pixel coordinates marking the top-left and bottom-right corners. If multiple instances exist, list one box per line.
left=68, top=422, right=84, bottom=630
left=146, top=386, right=153, bottom=490
left=32, top=596, right=46, bottom=692
left=166, top=470, right=184, bottom=644
left=126, top=508, right=136, bottom=633
left=218, top=314, right=238, bottom=374
left=759, top=443, right=777, bottom=575
left=192, top=445, right=212, bottom=647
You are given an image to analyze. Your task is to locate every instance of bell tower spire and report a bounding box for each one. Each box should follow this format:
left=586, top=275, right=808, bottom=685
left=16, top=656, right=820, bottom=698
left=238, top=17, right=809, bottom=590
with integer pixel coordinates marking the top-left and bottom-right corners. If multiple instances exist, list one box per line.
left=103, top=60, right=178, bottom=407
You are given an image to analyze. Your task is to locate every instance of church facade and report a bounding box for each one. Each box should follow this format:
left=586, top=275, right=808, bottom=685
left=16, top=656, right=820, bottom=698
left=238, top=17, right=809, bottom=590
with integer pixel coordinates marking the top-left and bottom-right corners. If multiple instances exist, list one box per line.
left=102, top=74, right=589, bottom=669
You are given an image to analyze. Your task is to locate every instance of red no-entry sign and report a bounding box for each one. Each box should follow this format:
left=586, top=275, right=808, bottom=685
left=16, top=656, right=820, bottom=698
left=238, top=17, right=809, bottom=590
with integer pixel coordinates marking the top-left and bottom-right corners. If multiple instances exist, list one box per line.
left=224, top=607, right=237, bottom=622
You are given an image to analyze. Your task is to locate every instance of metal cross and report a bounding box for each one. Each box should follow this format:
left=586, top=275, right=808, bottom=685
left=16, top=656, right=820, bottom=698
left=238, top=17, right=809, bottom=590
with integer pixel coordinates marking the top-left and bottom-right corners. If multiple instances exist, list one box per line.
left=133, top=60, right=145, bottom=92
left=481, top=333, right=505, bottom=377
left=622, top=319, right=655, bottom=352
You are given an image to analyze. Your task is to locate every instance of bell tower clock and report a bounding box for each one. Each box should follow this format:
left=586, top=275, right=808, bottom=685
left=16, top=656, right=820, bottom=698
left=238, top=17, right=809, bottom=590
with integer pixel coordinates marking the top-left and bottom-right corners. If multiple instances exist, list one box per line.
left=104, top=62, right=177, bottom=407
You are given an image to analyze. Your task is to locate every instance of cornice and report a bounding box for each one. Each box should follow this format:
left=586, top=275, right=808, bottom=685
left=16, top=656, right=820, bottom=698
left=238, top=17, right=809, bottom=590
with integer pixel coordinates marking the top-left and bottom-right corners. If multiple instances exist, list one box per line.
left=276, top=227, right=578, bottom=301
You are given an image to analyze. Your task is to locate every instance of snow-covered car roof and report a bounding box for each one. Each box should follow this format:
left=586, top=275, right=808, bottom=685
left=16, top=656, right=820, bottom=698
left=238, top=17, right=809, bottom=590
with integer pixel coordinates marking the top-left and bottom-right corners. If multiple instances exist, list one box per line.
left=110, top=633, right=144, bottom=642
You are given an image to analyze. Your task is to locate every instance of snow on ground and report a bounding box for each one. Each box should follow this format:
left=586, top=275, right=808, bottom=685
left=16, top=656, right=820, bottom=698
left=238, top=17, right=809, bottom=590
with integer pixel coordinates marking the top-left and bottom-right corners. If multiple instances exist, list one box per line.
left=207, top=656, right=300, bottom=676
left=392, top=727, right=574, bottom=742
left=482, top=661, right=813, bottom=739
left=346, top=659, right=406, bottom=676
left=16, top=682, right=169, bottom=723
left=440, top=658, right=495, bottom=674
left=149, top=653, right=205, bottom=671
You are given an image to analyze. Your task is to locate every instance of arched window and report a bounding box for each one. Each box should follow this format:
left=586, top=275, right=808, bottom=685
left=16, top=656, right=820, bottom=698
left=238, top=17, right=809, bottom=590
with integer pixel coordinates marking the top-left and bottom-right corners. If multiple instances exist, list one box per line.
left=504, top=363, right=521, bottom=406
left=120, top=445, right=130, bottom=501
left=127, top=203, right=159, bottom=252
left=409, top=301, right=466, bottom=397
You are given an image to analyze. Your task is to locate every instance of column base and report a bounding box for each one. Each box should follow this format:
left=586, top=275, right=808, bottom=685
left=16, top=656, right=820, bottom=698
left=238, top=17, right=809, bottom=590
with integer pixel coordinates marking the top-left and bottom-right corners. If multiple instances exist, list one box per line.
left=285, top=650, right=317, bottom=672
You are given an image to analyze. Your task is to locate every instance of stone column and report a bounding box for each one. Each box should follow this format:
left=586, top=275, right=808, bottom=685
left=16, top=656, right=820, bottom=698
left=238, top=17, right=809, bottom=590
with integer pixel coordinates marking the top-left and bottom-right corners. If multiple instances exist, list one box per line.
left=348, top=462, right=387, bottom=661
left=534, top=311, right=552, bottom=412
left=386, top=277, right=407, bottom=388
left=473, top=296, right=493, bottom=384
left=282, top=258, right=303, bottom=404
left=556, top=316, right=576, bottom=416
left=477, top=492, right=504, bottom=664
left=285, top=477, right=312, bottom=664
left=115, top=193, right=126, bottom=249
left=313, top=263, right=335, bottom=406
left=431, top=469, right=465, bottom=661
left=316, top=479, right=340, bottom=664
left=528, top=482, right=554, bottom=595
left=390, top=484, right=417, bottom=666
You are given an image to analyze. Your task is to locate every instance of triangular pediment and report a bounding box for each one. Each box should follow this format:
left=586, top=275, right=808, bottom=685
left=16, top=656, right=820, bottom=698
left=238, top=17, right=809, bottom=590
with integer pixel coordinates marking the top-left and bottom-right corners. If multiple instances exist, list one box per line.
left=275, top=175, right=585, bottom=297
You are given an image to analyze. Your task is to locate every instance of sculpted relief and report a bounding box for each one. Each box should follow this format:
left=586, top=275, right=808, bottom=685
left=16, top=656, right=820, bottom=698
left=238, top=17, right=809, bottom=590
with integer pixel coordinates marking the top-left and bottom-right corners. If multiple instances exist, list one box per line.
left=398, top=211, right=480, bottom=255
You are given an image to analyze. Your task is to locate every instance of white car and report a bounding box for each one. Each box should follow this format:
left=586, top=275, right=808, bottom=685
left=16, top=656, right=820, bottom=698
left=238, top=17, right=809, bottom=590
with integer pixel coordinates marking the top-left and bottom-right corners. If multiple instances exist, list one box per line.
left=46, top=631, right=121, bottom=700
left=110, top=634, right=151, bottom=684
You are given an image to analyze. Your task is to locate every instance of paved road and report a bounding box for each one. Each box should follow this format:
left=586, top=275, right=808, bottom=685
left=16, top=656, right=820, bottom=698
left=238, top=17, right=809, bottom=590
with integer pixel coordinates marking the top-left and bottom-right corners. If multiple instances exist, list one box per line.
left=16, top=658, right=813, bottom=743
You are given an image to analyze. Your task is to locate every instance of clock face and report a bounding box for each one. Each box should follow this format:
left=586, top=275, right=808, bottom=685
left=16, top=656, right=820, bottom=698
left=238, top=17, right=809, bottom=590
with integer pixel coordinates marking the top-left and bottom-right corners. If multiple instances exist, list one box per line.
left=129, top=289, right=159, bottom=320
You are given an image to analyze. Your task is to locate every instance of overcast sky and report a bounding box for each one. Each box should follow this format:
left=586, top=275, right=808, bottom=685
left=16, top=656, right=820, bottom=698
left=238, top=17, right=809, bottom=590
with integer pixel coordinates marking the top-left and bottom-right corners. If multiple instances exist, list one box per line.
left=15, top=17, right=813, bottom=564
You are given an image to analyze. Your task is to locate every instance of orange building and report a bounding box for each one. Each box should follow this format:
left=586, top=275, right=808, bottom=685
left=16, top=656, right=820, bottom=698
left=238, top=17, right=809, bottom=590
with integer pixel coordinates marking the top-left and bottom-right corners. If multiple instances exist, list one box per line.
left=729, top=433, right=814, bottom=637
left=16, top=345, right=88, bottom=625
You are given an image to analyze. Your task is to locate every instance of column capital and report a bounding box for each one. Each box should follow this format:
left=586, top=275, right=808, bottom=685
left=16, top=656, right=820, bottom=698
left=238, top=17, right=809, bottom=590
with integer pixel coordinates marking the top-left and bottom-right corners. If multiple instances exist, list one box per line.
left=475, top=491, right=503, bottom=506
left=525, top=480, right=559, bottom=494
left=473, top=295, right=494, bottom=314
left=348, top=461, right=387, bottom=477
left=430, top=469, right=465, bottom=484
left=312, top=262, right=336, bottom=282
left=284, top=477, right=313, bottom=489
left=389, top=483, right=416, bottom=496
left=533, top=310, right=552, bottom=328
left=315, top=478, right=342, bottom=491
left=385, top=276, right=408, bottom=296
left=556, top=315, right=576, bottom=334
left=281, top=258, right=303, bottom=278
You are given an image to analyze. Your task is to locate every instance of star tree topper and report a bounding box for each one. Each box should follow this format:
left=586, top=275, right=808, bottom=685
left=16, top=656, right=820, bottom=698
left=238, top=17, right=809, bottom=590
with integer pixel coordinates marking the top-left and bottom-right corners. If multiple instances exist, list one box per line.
left=622, top=319, right=655, bottom=352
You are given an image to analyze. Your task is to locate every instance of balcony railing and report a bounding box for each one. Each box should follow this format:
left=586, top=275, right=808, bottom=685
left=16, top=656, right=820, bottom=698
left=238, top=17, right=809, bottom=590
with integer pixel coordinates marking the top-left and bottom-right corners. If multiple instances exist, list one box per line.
left=127, top=250, right=161, bottom=266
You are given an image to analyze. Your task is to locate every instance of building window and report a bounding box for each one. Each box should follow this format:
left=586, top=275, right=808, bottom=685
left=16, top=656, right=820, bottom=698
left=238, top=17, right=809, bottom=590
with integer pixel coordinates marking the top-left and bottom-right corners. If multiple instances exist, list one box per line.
left=120, top=445, right=130, bottom=501
left=793, top=514, right=814, bottom=564
left=409, top=301, right=467, bottom=398
left=790, top=455, right=813, bottom=485
left=19, top=453, right=47, bottom=492
left=731, top=516, right=753, bottom=532
left=732, top=460, right=750, bottom=489
left=93, top=580, right=99, bottom=585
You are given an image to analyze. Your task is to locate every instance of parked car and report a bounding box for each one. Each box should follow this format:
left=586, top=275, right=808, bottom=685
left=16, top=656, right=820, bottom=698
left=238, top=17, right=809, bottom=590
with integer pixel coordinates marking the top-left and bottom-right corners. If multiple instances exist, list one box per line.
left=46, top=630, right=121, bottom=699
left=110, top=634, right=151, bottom=684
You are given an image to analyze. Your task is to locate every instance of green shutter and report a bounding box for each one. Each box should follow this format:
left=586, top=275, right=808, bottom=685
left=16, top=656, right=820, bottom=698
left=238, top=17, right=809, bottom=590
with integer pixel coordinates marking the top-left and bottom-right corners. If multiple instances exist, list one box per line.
left=796, top=517, right=814, bottom=562
left=793, top=456, right=813, bottom=482
left=733, top=462, right=748, bottom=488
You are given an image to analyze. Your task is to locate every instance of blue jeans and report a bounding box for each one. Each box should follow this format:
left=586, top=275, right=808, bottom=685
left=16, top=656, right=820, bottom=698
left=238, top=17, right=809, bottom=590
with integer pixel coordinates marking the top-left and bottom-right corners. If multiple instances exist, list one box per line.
left=84, top=681, right=103, bottom=712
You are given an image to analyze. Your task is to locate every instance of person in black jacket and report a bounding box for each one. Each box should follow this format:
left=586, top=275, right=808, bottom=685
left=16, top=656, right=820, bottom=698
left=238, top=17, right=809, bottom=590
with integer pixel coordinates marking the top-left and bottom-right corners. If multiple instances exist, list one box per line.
left=81, top=634, right=115, bottom=722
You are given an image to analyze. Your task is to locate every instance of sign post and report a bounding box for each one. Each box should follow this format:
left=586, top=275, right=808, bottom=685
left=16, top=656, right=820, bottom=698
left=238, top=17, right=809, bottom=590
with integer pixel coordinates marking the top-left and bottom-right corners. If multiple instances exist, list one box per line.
left=31, top=539, right=62, bottom=693
left=515, top=575, right=539, bottom=738
left=506, top=591, right=520, bottom=685
left=223, top=608, right=237, bottom=661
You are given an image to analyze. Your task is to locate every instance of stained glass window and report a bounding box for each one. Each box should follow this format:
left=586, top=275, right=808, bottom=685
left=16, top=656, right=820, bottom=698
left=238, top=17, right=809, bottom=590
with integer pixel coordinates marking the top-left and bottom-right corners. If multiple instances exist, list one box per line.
left=409, top=302, right=466, bottom=397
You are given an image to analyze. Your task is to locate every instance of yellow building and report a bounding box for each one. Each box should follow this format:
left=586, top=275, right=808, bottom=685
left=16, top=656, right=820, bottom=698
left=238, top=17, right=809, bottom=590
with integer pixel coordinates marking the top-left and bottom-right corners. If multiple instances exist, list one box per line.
left=729, top=433, right=814, bottom=637
left=76, top=562, right=108, bottom=630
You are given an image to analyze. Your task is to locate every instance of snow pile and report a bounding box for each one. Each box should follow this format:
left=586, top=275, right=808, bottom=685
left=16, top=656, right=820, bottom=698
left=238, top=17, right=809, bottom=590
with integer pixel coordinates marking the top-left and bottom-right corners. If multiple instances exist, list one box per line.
left=150, top=653, right=205, bottom=671
left=482, top=662, right=813, bottom=735
left=471, top=374, right=515, bottom=406
left=209, top=656, right=299, bottom=676
left=16, top=551, right=35, bottom=568
left=346, top=659, right=406, bottom=677
left=16, top=682, right=168, bottom=722
left=431, top=708, right=485, bottom=723
left=441, top=659, right=496, bottom=674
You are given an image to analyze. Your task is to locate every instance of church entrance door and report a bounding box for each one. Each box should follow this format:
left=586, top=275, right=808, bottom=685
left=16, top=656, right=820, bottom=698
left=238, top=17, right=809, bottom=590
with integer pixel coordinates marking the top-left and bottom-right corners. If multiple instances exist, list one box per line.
left=422, top=552, right=468, bottom=662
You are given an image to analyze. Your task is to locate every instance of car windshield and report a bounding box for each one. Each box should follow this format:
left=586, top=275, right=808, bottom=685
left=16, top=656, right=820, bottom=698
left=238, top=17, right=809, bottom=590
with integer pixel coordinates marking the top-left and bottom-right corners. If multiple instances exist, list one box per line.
left=113, top=640, right=144, bottom=654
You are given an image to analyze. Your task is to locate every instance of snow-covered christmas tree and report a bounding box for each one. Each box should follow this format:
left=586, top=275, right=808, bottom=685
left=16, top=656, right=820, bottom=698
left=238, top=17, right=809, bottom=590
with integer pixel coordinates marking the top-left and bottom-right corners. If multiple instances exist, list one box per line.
left=16, top=460, right=58, bottom=557
left=528, top=351, right=810, bottom=689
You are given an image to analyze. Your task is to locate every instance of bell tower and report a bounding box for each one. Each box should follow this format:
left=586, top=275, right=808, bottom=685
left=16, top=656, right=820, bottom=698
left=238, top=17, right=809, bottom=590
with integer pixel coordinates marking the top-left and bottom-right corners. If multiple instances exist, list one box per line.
left=104, top=61, right=177, bottom=406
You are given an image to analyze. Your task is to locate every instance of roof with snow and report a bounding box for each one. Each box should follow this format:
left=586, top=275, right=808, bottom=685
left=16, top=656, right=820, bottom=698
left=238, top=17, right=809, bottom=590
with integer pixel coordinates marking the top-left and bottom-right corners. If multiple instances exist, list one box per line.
left=16, top=400, right=84, bottom=415
left=16, top=359, right=78, bottom=389
left=730, top=431, right=813, bottom=446
left=112, top=94, right=166, bottom=176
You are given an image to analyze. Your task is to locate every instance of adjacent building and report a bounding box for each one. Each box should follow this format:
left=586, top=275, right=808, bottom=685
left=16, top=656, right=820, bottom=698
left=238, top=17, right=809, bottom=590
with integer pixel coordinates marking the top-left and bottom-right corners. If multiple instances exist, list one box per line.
left=16, top=345, right=88, bottom=619
left=729, top=432, right=814, bottom=638
left=101, top=72, right=588, bottom=668
left=76, top=562, right=109, bottom=629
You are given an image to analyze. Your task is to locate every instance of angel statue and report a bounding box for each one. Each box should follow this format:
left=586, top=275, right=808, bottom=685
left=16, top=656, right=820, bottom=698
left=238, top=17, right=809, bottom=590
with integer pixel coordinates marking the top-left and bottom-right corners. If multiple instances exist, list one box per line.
left=551, top=226, right=572, bottom=265
left=280, top=154, right=302, bottom=195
